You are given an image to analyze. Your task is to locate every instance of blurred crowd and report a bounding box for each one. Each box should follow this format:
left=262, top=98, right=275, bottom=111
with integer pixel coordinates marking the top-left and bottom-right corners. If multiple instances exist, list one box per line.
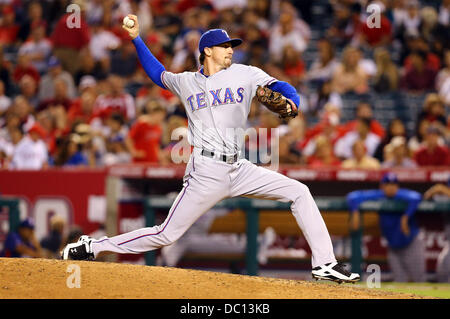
left=0, top=0, right=449, bottom=170
left=0, top=215, right=85, bottom=259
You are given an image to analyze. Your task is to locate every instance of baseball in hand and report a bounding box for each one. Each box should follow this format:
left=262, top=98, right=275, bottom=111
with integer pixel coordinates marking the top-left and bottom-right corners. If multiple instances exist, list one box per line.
left=123, top=16, right=135, bottom=28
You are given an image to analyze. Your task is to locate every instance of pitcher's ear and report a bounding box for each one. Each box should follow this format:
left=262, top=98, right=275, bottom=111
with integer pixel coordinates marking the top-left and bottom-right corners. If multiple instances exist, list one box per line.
left=204, top=47, right=212, bottom=57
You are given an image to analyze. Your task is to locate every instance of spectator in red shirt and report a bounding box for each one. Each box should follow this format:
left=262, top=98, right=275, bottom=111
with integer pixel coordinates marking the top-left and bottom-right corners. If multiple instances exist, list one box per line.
left=414, top=125, right=450, bottom=166
left=0, top=6, right=19, bottom=46
left=50, top=0, right=91, bottom=75
left=401, top=50, right=437, bottom=92
left=343, top=102, right=386, bottom=139
left=359, top=3, right=392, bottom=48
left=68, top=90, right=97, bottom=127
left=67, top=77, right=98, bottom=126
left=176, top=0, right=214, bottom=13
left=302, top=103, right=347, bottom=156
left=13, top=53, right=40, bottom=85
left=307, top=135, right=341, bottom=168
left=126, top=101, right=166, bottom=163
left=93, top=74, right=135, bottom=121
left=403, top=37, right=441, bottom=73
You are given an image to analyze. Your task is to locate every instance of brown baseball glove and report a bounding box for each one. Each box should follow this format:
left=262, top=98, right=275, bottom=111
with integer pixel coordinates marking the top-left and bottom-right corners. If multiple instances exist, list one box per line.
left=256, top=85, right=298, bottom=119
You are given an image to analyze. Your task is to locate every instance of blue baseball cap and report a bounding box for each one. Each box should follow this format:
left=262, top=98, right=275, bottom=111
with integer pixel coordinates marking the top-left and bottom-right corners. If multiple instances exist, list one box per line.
left=381, top=172, right=398, bottom=184
left=19, top=218, right=35, bottom=230
left=198, top=29, right=242, bottom=54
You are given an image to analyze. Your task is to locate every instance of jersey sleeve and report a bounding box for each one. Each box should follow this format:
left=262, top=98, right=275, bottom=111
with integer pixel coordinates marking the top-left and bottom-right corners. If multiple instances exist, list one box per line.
left=161, top=71, right=182, bottom=96
left=248, top=65, right=277, bottom=88
left=346, top=190, right=385, bottom=212
left=395, top=189, right=422, bottom=217
left=132, top=36, right=166, bottom=89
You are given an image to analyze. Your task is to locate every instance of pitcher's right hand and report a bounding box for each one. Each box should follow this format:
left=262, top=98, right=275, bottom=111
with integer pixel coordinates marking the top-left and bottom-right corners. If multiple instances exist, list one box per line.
left=122, top=14, right=139, bottom=40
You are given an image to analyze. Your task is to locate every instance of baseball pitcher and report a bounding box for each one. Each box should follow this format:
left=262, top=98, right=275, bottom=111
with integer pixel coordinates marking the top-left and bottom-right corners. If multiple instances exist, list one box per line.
left=62, top=15, right=360, bottom=283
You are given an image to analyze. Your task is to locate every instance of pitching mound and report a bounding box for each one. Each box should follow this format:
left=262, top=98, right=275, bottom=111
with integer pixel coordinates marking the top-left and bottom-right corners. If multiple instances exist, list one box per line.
left=0, top=258, right=425, bottom=299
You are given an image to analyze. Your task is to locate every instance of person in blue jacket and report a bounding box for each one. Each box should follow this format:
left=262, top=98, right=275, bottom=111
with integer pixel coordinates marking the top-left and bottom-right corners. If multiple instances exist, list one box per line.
left=0, top=218, right=43, bottom=258
left=347, top=172, right=426, bottom=282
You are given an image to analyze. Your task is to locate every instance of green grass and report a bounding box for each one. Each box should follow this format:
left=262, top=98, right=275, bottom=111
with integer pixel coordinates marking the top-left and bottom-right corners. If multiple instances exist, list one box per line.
left=318, top=281, right=450, bottom=299
left=376, top=283, right=450, bottom=299
left=350, top=282, right=450, bottom=299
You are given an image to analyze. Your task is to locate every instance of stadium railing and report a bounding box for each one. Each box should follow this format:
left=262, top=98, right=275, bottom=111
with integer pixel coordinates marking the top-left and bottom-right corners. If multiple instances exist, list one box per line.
left=0, top=197, right=21, bottom=241
left=144, top=196, right=450, bottom=276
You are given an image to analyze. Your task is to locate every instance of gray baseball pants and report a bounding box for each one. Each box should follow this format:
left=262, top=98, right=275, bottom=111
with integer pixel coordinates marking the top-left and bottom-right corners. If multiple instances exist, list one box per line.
left=387, top=233, right=426, bottom=282
left=91, top=149, right=337, bottom=268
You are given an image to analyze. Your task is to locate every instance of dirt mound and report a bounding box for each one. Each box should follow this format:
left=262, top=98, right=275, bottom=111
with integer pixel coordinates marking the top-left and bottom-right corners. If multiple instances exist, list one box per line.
left=0, top=258, right=424, bottom=299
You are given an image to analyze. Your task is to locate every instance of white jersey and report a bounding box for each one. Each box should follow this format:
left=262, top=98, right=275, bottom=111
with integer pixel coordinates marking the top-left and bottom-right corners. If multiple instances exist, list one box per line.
left=10, top=136, right=48, bottom=170
left=161, top=63, right=277, bottom=155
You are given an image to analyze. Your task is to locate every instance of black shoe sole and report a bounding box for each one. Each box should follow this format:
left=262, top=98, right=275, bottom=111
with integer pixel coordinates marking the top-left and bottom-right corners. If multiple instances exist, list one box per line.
left=312, top=274, right=360, bottom=284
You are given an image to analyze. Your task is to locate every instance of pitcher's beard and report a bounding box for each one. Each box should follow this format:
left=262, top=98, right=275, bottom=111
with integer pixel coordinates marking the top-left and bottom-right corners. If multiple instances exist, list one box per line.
left=223, top=57, right=232, bottom=68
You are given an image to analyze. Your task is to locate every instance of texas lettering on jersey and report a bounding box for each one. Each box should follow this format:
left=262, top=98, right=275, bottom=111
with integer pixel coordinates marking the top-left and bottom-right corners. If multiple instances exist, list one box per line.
left=161, top=64, right=277, bottom=154
left=186, top=87, right=245, bottom=111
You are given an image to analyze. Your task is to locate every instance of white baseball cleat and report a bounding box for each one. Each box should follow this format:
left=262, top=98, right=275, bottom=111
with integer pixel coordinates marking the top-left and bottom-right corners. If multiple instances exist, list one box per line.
left=61, top=235, right=95, bottom=261
left=312, top=262, right=360, bottom=284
